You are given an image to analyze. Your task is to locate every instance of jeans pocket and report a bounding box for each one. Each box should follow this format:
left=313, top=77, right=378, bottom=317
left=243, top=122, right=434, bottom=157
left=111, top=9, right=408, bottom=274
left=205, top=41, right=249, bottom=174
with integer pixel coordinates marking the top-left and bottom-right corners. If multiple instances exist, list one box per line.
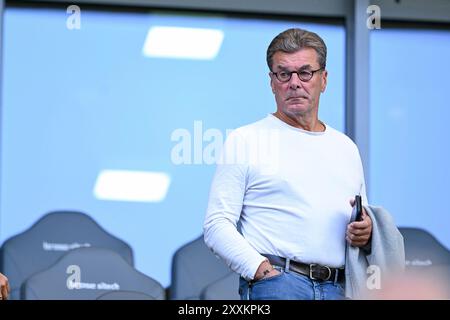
left=251, top=269, right=285, bottom=286
left=249, top=270, right=287, bottom=300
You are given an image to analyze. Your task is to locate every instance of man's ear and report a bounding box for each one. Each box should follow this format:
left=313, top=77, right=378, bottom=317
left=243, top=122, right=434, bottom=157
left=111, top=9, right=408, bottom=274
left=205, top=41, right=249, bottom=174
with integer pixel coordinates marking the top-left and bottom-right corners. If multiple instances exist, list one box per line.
left=269, top=72, right=275, bottom=94
left=321, top=69, right=328, bottom=93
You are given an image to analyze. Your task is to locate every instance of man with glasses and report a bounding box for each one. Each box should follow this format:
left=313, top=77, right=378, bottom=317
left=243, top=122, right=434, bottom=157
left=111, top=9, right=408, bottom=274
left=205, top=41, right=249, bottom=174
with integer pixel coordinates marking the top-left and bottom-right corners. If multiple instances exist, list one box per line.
left=204, top=28, right=372, bottom=300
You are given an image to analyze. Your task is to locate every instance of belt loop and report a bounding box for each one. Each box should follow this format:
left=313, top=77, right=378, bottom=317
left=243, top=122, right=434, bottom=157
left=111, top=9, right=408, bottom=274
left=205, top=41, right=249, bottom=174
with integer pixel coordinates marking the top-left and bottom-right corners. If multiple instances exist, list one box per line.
left=334, top=268, right=339, bottom=284
left=285, top=258, right=290, bottom=272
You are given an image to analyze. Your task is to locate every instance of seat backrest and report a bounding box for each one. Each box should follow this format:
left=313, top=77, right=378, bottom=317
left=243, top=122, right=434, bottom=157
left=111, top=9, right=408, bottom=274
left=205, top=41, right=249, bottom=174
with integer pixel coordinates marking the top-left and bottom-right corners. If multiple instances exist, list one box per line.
left=399, top=227, right=450, bottom=269
left=170, top=235, right=231, bottom=299
left=96, top=290, right=157, bottom=300
left=21, top=247, right=164, bottom=300
left=200, top=271, right=240, bottom=300
left=0, top=211, right=133, bottom=299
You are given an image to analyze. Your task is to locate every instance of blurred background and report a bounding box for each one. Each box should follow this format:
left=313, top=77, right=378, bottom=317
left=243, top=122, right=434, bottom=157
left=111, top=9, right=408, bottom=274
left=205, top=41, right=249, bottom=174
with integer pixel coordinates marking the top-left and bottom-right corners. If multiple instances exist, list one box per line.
left=0, top=0, right=449, bottom=299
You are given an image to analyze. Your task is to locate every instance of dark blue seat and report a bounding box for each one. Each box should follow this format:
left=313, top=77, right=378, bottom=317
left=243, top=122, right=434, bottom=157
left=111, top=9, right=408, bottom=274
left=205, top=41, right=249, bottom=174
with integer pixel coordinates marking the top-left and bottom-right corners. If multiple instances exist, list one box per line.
left=399, top=227, right=450, bottom=298
left=170, top=235, right=231, bottom=300
left=0, top=211, right=133, bottom=299
left=200, top=271, right=240, bottom=300
left=21, top=247, right=164, bottom=300
left=399, top=227, right=450, bottom=269
left=97, top=290, right=157, bottom=300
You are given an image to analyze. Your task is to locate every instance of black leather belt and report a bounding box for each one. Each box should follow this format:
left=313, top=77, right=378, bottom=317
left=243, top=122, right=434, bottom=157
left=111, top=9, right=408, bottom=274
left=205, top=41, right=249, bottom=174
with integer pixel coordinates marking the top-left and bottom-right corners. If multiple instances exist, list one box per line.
left=263, top=254, right=344, bottom=282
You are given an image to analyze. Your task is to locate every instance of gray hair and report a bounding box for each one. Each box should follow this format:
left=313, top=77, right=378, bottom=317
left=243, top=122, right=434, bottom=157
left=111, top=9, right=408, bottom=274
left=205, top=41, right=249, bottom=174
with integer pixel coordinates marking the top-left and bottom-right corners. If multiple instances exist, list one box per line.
left=266, top=28, right=327, bottom=71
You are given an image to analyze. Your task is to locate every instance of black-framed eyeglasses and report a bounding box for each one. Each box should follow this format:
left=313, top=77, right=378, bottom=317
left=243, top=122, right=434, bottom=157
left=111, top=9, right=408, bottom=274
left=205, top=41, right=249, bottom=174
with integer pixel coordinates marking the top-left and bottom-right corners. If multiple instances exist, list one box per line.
left=271, top=67, right=323, bottom=83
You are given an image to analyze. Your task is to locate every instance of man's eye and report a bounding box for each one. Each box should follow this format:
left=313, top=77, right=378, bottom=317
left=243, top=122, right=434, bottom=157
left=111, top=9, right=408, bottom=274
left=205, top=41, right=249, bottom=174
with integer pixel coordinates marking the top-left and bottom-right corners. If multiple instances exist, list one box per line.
left=278, top=71, right=289, bottom=78
left=299, top=71, right=312, bottom=78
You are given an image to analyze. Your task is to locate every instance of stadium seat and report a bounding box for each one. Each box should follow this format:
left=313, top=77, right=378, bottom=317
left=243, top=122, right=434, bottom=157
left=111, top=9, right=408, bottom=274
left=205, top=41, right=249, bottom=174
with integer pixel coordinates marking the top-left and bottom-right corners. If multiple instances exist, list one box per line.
left=399, top=227, right=450, bottom=269
left=200, top=271, right=240, bottom=300
left=170, top=235, right=231, bottom=299
left=96, top=290, right=157, bottom=300
left=21, top=247, right=164, bottom=300
left=0, top=211, right=133, bottom=299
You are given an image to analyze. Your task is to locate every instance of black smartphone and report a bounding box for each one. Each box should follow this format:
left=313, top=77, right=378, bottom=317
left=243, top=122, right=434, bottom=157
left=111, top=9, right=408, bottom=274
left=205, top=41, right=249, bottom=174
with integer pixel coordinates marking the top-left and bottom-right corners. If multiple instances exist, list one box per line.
left=354, top=195, right=363, bottom=222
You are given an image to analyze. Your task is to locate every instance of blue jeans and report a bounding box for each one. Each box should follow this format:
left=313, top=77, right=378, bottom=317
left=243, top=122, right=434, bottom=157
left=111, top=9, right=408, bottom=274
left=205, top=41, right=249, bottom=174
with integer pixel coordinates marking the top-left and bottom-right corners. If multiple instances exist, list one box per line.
left=239, top=267, right=345, bottom=300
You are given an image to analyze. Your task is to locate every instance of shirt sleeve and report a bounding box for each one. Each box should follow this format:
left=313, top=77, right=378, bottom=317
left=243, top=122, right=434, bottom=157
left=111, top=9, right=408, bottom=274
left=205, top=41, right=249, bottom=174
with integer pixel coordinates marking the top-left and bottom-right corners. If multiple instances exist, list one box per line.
left=203, top=130, right=266, bottom=280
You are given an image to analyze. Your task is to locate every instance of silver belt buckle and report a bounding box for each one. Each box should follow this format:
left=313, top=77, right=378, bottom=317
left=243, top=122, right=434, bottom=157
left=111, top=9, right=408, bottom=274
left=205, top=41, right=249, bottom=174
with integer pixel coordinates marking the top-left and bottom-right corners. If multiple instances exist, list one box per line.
left=323, top=266, right=332, bottom=281
left=309, top=264, right=332, bottom=281
left=309, top=264, right=317, bottom=280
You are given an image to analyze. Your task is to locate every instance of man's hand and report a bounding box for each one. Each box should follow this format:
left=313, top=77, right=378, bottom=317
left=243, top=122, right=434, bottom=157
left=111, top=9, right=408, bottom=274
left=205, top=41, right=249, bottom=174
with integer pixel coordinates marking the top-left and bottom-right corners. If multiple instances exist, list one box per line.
left=0, top=273, right=10, bottom=300
left=254, top=259, right=280, bottom=281
left=346, top=199, right=372, bottom=247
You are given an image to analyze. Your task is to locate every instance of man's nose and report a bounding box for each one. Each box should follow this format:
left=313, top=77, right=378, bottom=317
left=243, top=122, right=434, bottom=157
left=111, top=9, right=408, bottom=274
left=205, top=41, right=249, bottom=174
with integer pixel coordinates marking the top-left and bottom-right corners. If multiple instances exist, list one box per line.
left=289, top=72, right=303, bottom=89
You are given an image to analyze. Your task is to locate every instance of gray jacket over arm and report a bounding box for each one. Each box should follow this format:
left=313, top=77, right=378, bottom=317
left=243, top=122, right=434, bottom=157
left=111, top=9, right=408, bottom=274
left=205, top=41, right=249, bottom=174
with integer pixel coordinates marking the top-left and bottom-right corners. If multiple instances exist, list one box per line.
left=345, top=205, right=405, bottom=299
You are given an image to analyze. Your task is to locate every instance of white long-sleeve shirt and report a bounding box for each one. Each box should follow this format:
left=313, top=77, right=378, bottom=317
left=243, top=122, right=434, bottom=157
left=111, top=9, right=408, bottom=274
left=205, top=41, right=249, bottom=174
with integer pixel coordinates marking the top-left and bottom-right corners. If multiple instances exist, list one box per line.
left=203, top=114, right=368, bottom=280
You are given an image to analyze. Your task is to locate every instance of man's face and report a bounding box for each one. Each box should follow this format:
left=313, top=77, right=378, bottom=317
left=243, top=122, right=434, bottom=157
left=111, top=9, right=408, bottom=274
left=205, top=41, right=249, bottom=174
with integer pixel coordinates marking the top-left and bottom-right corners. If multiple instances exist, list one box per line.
left=270, top=48, right=327, bottom=119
